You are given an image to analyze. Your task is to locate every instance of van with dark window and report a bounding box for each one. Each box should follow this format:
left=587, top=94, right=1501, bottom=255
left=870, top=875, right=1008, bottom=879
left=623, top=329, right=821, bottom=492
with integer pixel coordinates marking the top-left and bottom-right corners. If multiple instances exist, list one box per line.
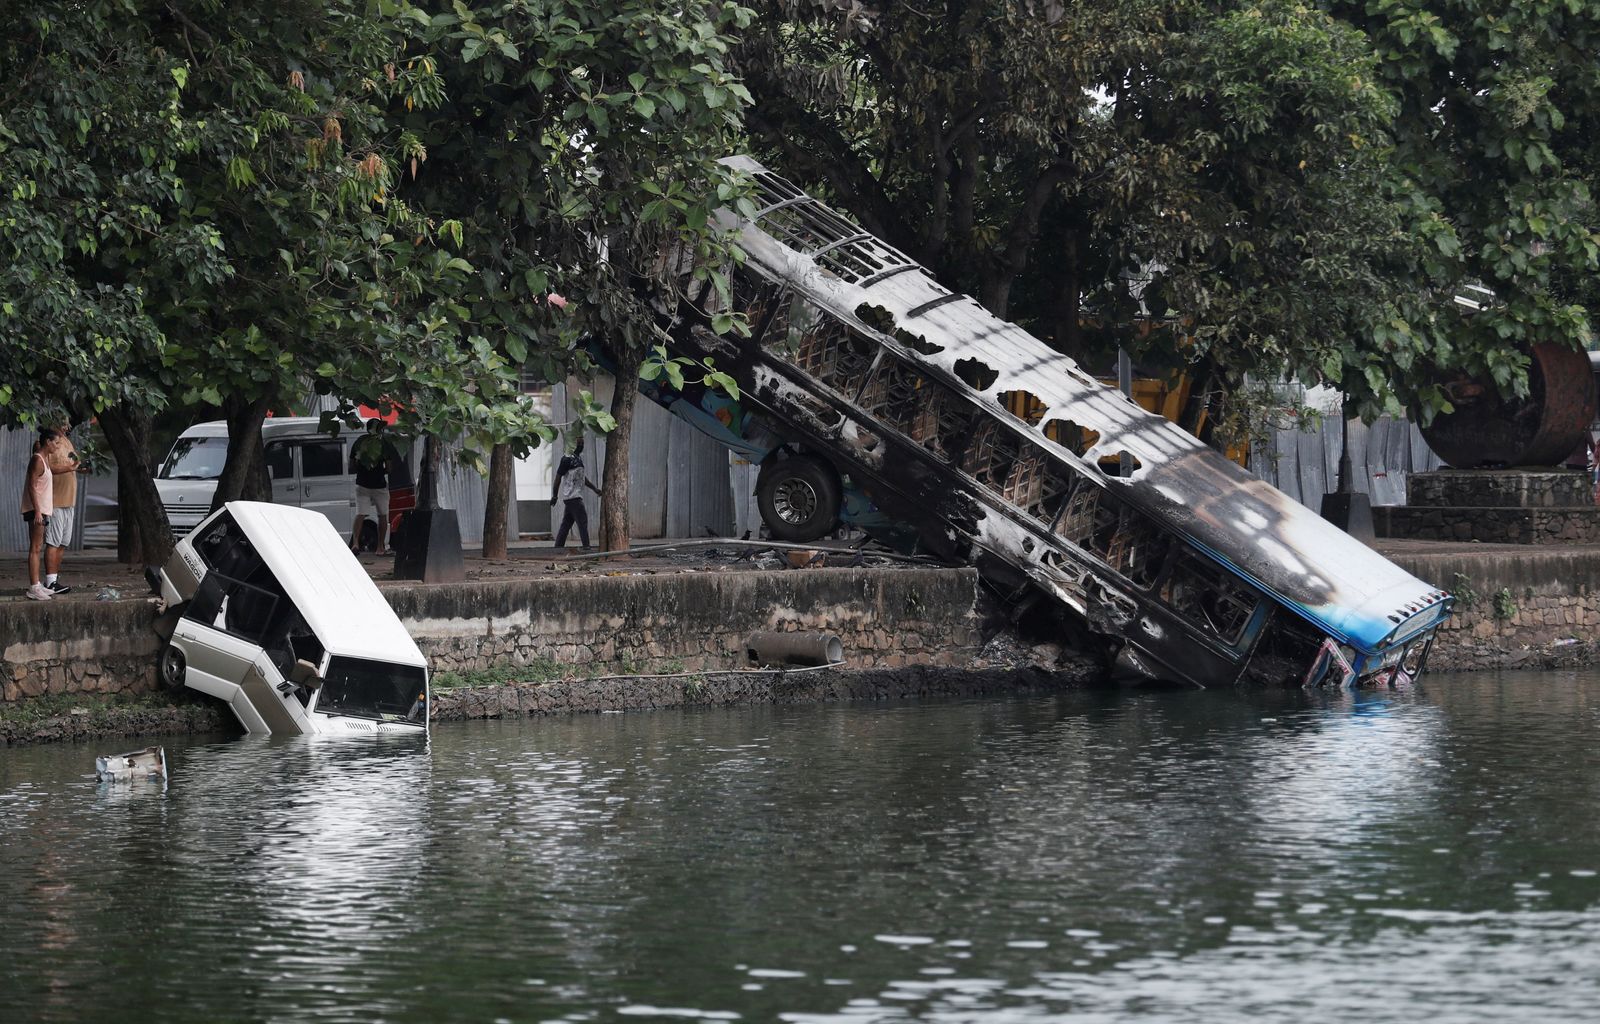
left=155, top=501, right=429, bottom=736
left=156, top=418, right=360, bottom=537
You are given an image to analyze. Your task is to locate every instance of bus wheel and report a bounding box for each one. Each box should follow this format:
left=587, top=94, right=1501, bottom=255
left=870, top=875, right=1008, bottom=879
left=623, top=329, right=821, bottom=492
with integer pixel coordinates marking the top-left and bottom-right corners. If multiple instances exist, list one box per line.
left=758, top=455, right=841, bottom=542
left=158, top=642, right=188, bottom=692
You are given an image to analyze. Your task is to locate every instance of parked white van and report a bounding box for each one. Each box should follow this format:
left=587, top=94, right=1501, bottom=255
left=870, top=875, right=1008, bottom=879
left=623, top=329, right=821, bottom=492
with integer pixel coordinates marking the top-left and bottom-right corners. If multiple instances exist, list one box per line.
left=155, top=501, right=429, bottom=736
left=157, top=417, right=360, bottom=537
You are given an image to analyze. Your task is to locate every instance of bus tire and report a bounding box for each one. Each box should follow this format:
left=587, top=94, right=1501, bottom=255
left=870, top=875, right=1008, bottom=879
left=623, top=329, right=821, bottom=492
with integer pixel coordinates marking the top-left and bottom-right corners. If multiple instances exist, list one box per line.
left=757, top=455, right=841, bottom=542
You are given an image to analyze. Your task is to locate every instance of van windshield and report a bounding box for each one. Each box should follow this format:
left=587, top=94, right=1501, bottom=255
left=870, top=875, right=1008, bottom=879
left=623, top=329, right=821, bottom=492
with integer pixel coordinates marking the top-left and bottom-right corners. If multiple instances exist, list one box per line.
left=161, top=437, right=229, bottom=480
left=318, top=656, right=427, bottom=724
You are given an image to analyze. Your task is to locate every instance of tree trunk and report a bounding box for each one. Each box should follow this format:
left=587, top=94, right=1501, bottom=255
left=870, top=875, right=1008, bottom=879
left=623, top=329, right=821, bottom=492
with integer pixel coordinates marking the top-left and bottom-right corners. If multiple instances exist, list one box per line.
left=210, top=395, right=272, bottom=510
left=116, top=467, right=143, bottom=565
left=482, top=441, right=513, bottom=559
left=599, top=352, right=642, bottom=551
left=1051, top=230, right=1082, bottom=356
left=100, top=403, right=174, bottom=567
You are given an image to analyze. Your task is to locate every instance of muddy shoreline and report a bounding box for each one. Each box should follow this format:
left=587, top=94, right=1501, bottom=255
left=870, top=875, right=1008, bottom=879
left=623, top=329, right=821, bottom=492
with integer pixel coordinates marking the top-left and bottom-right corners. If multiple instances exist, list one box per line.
left=0, top=663, right=1103, bottom=747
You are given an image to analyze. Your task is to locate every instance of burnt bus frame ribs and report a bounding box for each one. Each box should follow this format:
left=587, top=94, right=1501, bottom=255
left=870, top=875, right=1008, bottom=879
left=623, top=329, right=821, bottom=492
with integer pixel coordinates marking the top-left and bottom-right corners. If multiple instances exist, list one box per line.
left=653, top=157, right=1451, bottom=688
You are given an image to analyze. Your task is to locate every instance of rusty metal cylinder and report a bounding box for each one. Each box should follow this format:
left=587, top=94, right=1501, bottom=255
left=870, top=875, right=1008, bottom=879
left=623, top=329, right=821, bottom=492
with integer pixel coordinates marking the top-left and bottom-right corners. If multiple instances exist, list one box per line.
left=1421, top=342, right=1597, bottom=468
left=745, top=631, right=845, bottom=668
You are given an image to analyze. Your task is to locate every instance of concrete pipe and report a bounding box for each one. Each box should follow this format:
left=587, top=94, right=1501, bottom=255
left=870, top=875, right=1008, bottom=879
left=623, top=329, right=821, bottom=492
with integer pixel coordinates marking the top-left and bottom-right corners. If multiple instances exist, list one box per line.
left=745, top=631, right=845, bottom=668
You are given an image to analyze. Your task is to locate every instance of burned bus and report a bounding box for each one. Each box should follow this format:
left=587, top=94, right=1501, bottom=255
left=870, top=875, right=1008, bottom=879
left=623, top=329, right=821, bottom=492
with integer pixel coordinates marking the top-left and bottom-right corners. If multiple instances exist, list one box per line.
left=649, top=156, right=1451, bottom=688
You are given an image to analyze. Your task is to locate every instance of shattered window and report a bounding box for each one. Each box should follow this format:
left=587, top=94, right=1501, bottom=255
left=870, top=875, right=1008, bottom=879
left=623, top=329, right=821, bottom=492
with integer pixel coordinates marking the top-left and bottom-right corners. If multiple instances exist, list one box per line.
left=1161, top=549, right=1261, bottom=646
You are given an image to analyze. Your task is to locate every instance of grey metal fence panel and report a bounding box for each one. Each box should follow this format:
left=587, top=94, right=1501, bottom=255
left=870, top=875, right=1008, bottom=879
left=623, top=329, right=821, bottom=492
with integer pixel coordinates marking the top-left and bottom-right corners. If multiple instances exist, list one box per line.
left=0, top=428, right=32, bottom=553
left=1249, top=414, right=1441, bottom=509
left=685, top=418, right=735, bottom=536
left=729, top=458, right=759, bottom=538
left=1383, top=418, right=1413, bottom=505
left=1295, top=425, right=1327, bottom=508
left=630, top=399, right=670, bottom=538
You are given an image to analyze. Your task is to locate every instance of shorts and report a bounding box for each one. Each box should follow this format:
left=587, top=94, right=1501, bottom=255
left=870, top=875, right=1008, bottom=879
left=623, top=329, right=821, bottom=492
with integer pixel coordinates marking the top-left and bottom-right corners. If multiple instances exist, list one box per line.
left=356, top=485, right=390, bottom=521
left=44, top=505, right=74, bottom=547
left=21, top=510, right=50, bottom=528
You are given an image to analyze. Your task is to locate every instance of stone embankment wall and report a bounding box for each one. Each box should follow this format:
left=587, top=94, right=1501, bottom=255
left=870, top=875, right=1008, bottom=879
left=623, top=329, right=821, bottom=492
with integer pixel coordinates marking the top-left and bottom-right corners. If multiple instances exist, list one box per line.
left=1, top=600, right=160, bottom=701
left=2, top=568, right=984, bottom=703
left=1387, top=547, right=1600, bottom=671
left=1374, top=506, right=1600, bottom=545
left=389, top=568, right=982, bottom=675
left=432, top=665, right=1096, bottom=722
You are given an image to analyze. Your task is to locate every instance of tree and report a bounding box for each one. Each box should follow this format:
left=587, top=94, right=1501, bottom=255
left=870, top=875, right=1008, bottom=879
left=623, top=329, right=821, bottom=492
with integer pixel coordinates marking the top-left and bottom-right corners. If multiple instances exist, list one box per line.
left=734, top=2, right=1408, bottom=431
left=1, top=1, right=226, bottom=565
left=2, top=1, right=554, bottom=564
left=1325, top=0, right=1600, bottom=420
left=400, top=0, right=752, bottom=551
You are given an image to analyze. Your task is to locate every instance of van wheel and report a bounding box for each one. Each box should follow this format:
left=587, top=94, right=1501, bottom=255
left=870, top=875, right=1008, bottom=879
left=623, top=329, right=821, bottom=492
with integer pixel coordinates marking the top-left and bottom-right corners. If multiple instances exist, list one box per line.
left=757, top=455, right=841, bottom=542
left=158, top=642, right=187, bottom=692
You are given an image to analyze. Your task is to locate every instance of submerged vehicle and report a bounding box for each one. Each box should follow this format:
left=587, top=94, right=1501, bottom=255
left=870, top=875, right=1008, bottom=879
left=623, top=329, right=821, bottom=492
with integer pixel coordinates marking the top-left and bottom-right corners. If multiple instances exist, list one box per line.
left=649, top=156, right=1452, bottom=688
left=155, top=501, right=429, bottom=735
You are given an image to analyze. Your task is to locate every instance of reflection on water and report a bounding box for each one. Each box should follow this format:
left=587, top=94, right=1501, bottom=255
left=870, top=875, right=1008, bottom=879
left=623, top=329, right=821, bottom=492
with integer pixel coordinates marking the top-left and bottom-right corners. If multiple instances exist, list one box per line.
left=3, top=671, right=1600, bottom=1022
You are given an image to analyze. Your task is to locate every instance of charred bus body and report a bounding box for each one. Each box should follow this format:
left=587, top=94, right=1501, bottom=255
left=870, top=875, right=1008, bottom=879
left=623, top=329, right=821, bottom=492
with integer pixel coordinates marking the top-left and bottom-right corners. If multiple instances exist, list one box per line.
left=652, top=157, right=1451, bottom=688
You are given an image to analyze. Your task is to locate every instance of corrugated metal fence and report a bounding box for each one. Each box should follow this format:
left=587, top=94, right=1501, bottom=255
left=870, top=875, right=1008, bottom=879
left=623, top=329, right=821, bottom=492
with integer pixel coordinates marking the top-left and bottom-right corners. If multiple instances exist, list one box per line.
left=0, top=426, right=88, bottom=556
left=550, top=378, right=743, bottom=539
left=1248, top=414, right=1442, bottom=508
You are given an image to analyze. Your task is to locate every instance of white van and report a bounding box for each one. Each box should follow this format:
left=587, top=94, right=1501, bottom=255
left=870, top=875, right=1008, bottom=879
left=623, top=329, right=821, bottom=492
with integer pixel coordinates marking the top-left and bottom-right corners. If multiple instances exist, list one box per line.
left=155, top=501, right=429, bottom=736
left=157, top=418, right=359, bottom=537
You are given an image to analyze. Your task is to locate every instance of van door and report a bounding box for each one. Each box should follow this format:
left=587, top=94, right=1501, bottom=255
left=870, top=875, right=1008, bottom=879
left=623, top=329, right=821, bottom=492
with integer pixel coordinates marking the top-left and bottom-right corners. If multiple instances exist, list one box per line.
left=266, top=441, right=298, bottom=509
left=298, top=438, right=355, bottom=538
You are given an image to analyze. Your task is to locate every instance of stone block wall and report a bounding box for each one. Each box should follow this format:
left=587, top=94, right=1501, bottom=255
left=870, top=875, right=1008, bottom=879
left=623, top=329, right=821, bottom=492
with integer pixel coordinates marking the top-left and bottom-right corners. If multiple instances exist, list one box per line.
left=1374, top=505, right=1600, bottom=544
left=1386, top=548, right=1600, bottom=671
left=2, top=599, right=160, bottom=701
left=383, top=567, right=983, bottom=676
left=1407, top=469, right=1591, bottom=508
left=1, top=568, right=983, bottom=703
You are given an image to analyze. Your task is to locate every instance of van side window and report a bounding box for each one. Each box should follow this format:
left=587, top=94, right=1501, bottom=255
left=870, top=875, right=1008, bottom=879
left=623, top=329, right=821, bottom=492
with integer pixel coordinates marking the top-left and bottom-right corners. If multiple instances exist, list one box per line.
left=265, top=443, right=294, bottom=480
left=300, top=441, right=344, bottom=478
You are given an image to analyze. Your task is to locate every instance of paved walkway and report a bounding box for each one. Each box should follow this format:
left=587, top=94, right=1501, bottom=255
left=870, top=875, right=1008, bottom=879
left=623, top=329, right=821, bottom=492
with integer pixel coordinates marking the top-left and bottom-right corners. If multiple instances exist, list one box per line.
left=4, top=535, right=1576, bottom=606
left=0, top=536, right=886, bottom=605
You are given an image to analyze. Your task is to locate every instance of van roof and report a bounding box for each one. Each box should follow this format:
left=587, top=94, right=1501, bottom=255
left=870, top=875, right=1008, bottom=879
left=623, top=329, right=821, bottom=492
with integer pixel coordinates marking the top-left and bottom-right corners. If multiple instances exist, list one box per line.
left=225, top=501, right=427, bottom=669
left=178, top=417, right=343, bottom=439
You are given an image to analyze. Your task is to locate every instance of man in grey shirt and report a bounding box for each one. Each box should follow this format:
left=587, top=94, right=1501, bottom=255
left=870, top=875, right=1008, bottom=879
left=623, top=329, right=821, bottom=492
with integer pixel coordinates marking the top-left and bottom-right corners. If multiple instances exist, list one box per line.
left=551, top=435, right=599, bottom=551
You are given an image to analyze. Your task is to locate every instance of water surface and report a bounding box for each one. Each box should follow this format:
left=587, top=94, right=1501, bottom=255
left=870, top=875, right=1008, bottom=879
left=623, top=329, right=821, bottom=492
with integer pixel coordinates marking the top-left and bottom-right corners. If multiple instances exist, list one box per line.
left=3, top=670, right=1599, bottom=1022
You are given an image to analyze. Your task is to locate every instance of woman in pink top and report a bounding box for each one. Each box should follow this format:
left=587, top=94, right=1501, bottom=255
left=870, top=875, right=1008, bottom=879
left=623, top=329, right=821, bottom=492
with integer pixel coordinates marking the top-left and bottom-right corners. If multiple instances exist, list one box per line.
left=21, top=428, right=57, bottom=600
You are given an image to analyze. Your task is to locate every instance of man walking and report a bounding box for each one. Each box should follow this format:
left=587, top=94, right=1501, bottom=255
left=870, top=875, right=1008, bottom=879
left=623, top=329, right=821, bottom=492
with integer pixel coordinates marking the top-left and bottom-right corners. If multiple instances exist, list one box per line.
left=43, top=422, right=86, bottom=594
left=551, top=435, right=599, bottom=551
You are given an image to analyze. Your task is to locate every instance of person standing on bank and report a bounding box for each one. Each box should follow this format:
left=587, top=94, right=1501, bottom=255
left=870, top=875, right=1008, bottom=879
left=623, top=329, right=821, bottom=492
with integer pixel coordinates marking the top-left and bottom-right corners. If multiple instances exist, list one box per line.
left=349, top=417, right=400, bottom=556
left=551, top=434, right=599, bottom=551
left=43, top=422, right=87, bottom=594
left=21, top=429, right=57, bottom=600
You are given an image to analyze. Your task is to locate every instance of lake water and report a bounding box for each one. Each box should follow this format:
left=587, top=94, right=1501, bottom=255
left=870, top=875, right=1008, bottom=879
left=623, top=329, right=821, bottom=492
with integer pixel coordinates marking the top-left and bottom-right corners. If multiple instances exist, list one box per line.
left=3, top=671, right=1599, bottom=1023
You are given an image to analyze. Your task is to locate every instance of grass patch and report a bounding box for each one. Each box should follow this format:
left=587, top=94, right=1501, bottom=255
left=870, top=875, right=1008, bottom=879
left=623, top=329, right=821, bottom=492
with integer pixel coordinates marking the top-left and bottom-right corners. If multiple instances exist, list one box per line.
left=432, top=656, right=694, bottom=690
left=0, top=692, right=176, bottom=730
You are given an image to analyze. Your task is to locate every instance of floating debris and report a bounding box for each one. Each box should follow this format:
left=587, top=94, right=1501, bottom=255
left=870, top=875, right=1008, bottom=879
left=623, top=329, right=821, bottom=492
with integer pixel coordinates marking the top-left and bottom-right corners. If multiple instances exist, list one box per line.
left=95, top=746, right=167, bottom=783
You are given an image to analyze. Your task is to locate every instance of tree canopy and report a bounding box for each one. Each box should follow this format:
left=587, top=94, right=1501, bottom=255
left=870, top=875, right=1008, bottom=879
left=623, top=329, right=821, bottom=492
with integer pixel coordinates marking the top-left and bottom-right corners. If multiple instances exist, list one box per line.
left=735, top=0, right=1600, bottom=425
